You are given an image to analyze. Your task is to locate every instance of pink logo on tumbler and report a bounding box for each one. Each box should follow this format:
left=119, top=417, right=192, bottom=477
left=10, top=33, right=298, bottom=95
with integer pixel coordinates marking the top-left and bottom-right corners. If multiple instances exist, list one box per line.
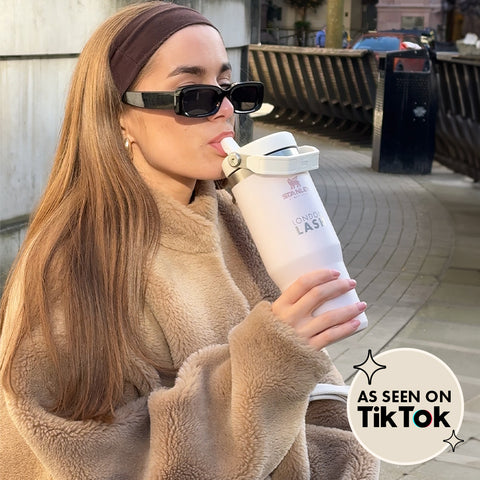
left=283, top=176, right=308, bottom=200
left=288, top=176, right=301, bottom=189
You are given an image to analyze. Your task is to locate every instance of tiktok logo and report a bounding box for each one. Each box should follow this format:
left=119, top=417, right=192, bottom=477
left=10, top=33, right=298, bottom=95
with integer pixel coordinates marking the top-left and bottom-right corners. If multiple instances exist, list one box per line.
left=347, top=348, right=464, bottom=465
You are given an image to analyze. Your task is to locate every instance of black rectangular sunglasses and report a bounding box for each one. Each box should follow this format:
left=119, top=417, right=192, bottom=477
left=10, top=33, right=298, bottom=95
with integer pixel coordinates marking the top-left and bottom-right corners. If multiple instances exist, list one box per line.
left=122, top=81, right=264, bottom=118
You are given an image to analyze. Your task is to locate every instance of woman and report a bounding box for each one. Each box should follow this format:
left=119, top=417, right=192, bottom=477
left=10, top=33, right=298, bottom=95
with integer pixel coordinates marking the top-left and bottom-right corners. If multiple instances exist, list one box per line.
left=0, top=2, right=379, bottom=479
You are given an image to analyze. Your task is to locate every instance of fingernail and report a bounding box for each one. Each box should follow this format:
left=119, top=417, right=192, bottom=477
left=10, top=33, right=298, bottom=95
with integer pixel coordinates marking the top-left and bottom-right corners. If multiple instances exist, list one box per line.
left=356, top=301, right=367, bottom=312
left=349, top=279, right=357, bottom=288
left=351, top=318, right=361, bottom=328
left=331, top=269, right=341, bottom=278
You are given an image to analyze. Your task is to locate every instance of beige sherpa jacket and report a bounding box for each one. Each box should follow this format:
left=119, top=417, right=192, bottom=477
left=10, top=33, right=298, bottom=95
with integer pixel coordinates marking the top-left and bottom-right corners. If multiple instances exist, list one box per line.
left=0, top=181, right=379, bottom=479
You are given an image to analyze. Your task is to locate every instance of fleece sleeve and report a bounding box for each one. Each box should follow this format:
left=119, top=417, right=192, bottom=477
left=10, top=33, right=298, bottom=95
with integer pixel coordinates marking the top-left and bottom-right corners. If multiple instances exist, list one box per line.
left=146, top=300, right=331, bottom=479
left=303, top=371, right=381, bottom=479
left=3, top=302, right=334, bottom=480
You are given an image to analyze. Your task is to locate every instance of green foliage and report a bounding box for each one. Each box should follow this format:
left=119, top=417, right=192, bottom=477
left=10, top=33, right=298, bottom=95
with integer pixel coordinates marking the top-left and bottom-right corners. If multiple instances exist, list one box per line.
left=457, top=0, right=480, bottom=16
left=286, top=0, right=326, bottom=22
left=294, top=20, right=311, bottom=30
left=287, top=0, right=325, bottom=9
left=294, top=20, right=311, bottom=46
left=287, top=0, right=326, bottom=46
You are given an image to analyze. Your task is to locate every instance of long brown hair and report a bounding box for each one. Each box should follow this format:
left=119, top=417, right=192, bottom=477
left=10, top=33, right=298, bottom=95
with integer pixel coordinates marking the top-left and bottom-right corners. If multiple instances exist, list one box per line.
left=0, top=2, right=169, bottom=421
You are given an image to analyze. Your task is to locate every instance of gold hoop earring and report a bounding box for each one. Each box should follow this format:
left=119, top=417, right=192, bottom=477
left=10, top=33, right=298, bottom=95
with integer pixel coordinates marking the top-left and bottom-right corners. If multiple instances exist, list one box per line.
left=124, top=137, right=133, bottom=158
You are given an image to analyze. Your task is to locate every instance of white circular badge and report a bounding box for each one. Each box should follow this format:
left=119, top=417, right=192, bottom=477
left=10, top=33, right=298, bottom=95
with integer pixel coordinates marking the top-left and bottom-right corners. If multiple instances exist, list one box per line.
left=347, top=348, right=464, bottom=465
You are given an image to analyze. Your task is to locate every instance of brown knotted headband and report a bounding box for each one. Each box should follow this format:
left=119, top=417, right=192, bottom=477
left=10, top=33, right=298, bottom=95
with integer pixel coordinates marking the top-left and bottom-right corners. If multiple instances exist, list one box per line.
left=109, top=2, right=216, bottom=95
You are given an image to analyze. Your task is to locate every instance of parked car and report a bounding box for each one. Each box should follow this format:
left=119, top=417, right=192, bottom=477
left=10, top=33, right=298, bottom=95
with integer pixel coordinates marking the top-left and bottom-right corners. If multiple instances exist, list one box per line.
left=351, top=31, right=425, bottom=53
left=351, top=31, right=432, bottom=72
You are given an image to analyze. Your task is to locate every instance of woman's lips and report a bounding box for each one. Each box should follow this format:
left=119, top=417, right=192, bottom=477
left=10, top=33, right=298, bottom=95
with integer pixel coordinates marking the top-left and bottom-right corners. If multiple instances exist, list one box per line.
left=209, top=132, right=234, bottom=156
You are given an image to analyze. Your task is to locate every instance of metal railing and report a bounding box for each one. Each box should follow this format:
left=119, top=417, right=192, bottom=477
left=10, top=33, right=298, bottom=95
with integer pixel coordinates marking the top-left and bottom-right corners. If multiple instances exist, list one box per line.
left=249, top=45, right=377, bottom=130
left=248, top=44, right=480, bottom=181
left=434, top=54, right=480, bottom=181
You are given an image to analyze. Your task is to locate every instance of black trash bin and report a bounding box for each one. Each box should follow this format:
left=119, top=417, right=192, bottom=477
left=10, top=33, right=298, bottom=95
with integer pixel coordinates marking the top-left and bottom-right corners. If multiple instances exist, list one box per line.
left=372, top=49, right=437, bottom=174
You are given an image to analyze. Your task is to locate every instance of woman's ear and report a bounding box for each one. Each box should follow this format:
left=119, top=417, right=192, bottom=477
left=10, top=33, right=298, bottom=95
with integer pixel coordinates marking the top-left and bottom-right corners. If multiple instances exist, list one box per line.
left=119, top=112, right=135, bottom=157
left=120, top=111, right=136, bottom=150
left=119, top=106, right=145, bottom=146
left=119, top=112, right=129, bottom=138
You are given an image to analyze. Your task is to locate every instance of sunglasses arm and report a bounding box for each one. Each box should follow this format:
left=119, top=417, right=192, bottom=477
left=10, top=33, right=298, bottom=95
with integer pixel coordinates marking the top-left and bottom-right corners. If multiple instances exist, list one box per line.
left=122, top=91, right=175, bottom=109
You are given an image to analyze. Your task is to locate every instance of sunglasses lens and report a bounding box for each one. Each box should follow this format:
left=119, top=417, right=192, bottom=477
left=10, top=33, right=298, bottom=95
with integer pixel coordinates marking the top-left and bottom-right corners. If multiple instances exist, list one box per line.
left=182, top=88, right=220, bottom=117
left=231, top=84, right=263, bottom=113
left=180, top=83, right=264, bottom=117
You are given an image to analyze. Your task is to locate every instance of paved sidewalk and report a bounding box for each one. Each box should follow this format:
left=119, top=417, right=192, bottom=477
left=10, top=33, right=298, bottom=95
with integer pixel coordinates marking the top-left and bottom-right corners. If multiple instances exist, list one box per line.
left=253, top=121, right=480, bottom=479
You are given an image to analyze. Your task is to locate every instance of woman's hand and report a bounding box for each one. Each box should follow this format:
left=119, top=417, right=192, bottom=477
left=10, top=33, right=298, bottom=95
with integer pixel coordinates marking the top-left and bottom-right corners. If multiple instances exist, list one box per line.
left=272, top=269, right=366, bottom=350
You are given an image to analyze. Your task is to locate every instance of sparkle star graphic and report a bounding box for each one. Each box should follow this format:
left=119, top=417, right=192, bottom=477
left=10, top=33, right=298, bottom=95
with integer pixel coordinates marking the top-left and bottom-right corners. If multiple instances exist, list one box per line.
left=353, top=349, right=386, bottom=385
left=443, top=430, right=464, bottom=452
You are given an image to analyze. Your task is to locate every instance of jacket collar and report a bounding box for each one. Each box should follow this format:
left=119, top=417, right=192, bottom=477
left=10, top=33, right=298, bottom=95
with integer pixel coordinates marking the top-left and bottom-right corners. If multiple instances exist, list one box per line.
left=150, top=181, right=222, bottom=253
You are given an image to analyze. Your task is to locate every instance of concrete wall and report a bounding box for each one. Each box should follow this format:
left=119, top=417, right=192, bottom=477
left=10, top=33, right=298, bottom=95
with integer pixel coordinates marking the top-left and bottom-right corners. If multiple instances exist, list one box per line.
left=0, top=0, right=252, bottom=289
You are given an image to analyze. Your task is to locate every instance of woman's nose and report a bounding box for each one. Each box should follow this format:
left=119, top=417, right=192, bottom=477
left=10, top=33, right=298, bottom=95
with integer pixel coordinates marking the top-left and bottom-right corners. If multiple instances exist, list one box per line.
left=210, top=95, right=234, bottom=120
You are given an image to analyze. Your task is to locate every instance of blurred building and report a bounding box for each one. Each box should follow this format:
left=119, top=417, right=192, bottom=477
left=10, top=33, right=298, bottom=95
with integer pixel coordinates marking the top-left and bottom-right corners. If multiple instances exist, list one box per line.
left=258, top=0, right=479, bottom=45
left=376, top=0, right=443, bottom=32
left=259, top=0, right=363, bottom=46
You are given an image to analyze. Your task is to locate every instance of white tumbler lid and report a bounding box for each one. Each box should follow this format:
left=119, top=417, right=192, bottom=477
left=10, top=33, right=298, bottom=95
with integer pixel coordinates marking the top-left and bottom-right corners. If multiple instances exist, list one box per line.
left=221, top=133, right=319, bottom=177
left=238, top=132, right=297, bottom=156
